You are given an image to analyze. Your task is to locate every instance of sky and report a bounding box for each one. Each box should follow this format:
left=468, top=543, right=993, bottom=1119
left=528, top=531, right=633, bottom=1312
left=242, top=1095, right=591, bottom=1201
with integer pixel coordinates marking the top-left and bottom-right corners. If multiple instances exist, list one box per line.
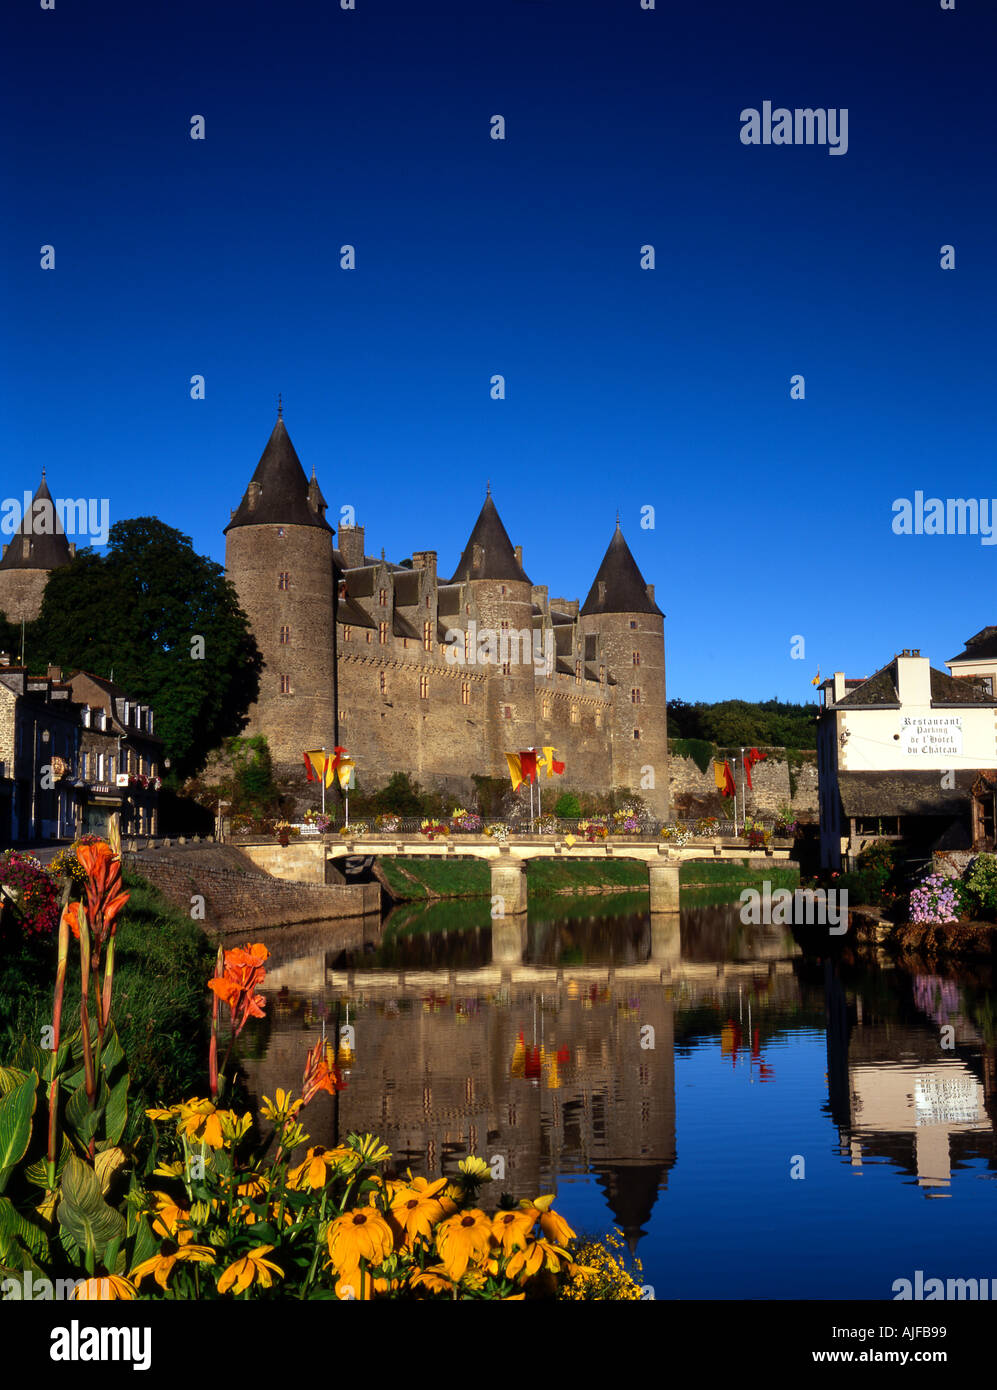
left=4, top=0, right=995, bottom=702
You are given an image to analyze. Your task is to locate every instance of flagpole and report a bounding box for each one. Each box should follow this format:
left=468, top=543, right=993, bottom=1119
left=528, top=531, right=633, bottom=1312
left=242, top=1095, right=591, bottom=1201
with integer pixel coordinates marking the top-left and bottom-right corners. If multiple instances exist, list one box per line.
left=740, top=746, right=746, bottom=829
left=321, top=747, right=326, bottom=820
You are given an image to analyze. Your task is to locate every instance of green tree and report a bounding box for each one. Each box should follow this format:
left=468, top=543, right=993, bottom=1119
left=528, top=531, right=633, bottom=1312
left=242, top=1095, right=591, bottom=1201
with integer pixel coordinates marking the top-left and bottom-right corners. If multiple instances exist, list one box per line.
left=27, top=518, right=262, bottom=780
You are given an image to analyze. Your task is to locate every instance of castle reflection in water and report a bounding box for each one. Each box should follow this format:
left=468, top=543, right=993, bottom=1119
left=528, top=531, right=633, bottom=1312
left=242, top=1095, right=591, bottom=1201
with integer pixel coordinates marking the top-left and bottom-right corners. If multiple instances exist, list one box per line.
left=238, top=901, right=997, bottom=1255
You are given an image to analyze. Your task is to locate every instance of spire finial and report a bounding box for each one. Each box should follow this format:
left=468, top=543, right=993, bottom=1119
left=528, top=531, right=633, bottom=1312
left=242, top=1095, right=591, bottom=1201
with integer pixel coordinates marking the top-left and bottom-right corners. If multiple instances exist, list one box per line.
left=277, top=392, right=283, bottom=420
left=486, top=479, right=491, bottom=498
left=615, top=508, right=620, bottom=529
left=42, top=468, right=47, bottom=482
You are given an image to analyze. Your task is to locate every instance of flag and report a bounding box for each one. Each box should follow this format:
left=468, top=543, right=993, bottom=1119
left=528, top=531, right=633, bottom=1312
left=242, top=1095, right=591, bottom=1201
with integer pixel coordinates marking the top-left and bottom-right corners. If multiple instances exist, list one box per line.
left=811, top=666, right=821, bottom=687
left=539, top=746, right=565, bottom=777
left=303, top=752, right=316, bottom=782
left=744, top=747, right=766, bottom=789
left=722, top=761, right=736, bottom=798
left=303, top=750, right=333, bottom=787
left=506, top=752, right=523, bottom=791
left=713, top=761, right=727, bottom=792
left=519, top=749, right=538, bottom=784
left=336, top=757, right=356, bottom=791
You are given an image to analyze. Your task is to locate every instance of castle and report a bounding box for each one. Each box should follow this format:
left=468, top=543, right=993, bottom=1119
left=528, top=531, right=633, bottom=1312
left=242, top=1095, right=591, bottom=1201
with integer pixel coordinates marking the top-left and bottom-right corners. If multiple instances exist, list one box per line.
left=225, top=414, right=670, bottom=816
left=0, top=415, right=671, bottom=816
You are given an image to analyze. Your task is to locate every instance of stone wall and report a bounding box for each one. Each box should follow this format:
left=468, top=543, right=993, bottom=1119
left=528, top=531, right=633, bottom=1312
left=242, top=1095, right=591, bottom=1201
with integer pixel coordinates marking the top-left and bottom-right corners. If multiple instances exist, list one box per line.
left=0, top=568, right=47, bottom=624
left=123, top=843, right=379, bottom=931
left=668, top=749, right=818, bottom=819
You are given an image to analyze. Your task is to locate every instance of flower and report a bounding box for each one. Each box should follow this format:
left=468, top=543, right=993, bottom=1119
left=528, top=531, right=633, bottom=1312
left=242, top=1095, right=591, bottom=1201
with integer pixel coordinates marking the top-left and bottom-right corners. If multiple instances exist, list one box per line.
left=217, top=1245, right=283, bottom=1295
left=75, top=839, right=130, bottom=949
left=457, top=1155, right=492, bottom=1182
left=347, top=1132, right=392, bottom=1165
left=301, top=1038, right=345, bottom=1105
left=260, top=1088, right=303, bottom=1123
left=131, top=1231, right=216, bottom=1291
left=73, top=1275, right=138, bottom=1300
left=326, top=1208, right=394, bottom=1277
left=63, top=902, right=82, bottom=940
left=533, top=1194, right=576, bottom=1246
left=287, top=1145, right=350, bottom=1191
left=208, top=942, right=269, bottom=1034
left=435, top=1209, right=494, bottom=1281
left=388, top=1177, right=451, bottom=1245
left=176, top=1098, right=228, bottom=1149
left=491, top=1207, right=538, bottom=1255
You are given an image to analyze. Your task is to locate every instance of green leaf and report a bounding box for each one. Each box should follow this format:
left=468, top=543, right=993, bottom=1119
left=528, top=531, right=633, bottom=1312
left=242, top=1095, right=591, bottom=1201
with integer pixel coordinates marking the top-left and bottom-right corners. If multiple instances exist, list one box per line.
left=104, top=1072, right=129, bottom=1147
left=24, top=1134, right=72, bottom=1189
left=65, top=1077, right=109, bottom=1149
left=0, top=1070, right=38, bottom=1193
left=0, top=1195, right=51, bottom=1266
left=57, top=1155, right=125, bottom=1262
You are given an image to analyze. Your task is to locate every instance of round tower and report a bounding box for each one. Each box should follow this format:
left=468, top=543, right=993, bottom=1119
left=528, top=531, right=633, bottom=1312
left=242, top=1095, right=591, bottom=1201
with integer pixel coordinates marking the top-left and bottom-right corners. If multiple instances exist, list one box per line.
left=224, top=413, right=336, bottom=772
left=448, top=491, right=537, bottom=778
left=0, top=473, right=74, bottom=622
left=579, top=524, right=669, bottom=819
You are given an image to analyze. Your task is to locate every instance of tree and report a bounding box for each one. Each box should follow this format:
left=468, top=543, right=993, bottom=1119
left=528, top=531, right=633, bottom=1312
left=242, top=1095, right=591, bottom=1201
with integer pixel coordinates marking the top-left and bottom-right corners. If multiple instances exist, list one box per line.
left=27, top=518, right=262, bottom=780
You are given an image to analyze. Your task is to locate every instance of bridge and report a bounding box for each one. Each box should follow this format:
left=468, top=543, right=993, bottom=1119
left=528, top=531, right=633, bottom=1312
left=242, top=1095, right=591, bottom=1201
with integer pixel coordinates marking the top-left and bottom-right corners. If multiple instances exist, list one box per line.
left=238, top=833, right=793, bottom=914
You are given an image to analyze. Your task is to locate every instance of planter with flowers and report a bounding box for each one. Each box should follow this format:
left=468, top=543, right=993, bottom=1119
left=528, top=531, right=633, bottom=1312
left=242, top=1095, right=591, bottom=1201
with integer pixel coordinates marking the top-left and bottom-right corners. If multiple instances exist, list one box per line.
left=578, top=819, right=609, bottom=842
left=420, top=819, right=450, bottom=841
left=450, top=808, right=483, bottom=834
left=339, top=822, right=369, bottom=838
left=484, top=823, right=510, bottom=842
left=375, top=813, right=401, bottom=833
left=611, top=807, right=641, bottom=836
left=659, top=825, right=690, bottom=847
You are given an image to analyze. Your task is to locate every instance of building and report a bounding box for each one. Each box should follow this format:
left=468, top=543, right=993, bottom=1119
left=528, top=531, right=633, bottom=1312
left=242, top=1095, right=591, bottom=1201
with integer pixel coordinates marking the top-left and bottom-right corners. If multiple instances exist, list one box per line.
left=0, top=661, right=80, bottom=842
left=816, top=649, right=997, bottom=869
left=0, top=473, right=75, bottom=623
left=224, top=413, right=670, bottom=816
left=946, top=625, right=997, bottom=698
left=0, top=657, right=161, bottom=844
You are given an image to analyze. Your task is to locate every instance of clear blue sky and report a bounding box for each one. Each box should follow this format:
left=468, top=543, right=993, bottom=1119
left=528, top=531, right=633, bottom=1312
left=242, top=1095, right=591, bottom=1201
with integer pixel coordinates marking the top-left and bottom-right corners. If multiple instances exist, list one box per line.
left=4, top=0, right=995, bottom=701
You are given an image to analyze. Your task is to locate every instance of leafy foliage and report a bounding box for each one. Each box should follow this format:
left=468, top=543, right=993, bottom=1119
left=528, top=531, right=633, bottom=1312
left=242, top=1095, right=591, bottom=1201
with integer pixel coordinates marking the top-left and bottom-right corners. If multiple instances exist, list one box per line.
left=668, top=697, right=818, bottom=750
left=21, top=518, right=262, bottom=780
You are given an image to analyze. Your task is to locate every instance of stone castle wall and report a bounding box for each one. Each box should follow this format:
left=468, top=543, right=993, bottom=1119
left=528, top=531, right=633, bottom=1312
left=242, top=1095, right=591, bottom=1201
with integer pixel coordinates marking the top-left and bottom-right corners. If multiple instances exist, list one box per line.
left=668, top=750, right=818, bottom=818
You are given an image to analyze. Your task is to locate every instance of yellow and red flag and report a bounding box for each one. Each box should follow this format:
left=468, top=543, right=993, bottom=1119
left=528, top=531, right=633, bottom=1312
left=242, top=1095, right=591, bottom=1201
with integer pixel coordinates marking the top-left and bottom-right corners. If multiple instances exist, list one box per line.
left=539, top=746, right=565, bottom=777
left=304, top=747, right=350, bottom=789
left=505, top=752, right=523, bottom=791
left=519, top=750, right=538, bottom=784
left=335, top=757, right=356, bottom=791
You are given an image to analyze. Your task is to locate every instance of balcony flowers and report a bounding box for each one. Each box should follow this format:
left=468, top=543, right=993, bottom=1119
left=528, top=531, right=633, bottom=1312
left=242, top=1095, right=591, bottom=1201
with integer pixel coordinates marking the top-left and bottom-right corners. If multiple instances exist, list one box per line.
left=612, top=807, right=641, bottom=835
left=484, top=823, right=510, bottom=842
left=374, top=813, right=401, bottom=833
left=578, top=819, right=609, bottom=842
left=659, top=825, right=690, bottom=846
left=339, top=821, right=369, bottom=837
left=302, top=809, right=332, bottom=833
left=694, top=816, right=719, bottom=837
left=450, top=807, right=483, bottom=833
left=420, top=819, right=449, bottom=841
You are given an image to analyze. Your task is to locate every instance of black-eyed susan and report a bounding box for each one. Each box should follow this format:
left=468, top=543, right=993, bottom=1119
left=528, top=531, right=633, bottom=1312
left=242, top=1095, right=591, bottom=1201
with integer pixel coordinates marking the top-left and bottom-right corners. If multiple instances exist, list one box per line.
left=131, top=1231, right=216, bottom=1292
left=533, top=1193, right=576, bottom=1246
left=326, top=1207, right=394, bottom=1278
left=287, top=1145, right=347, bottom=1192
left=216, top=1245, right=283, bottom=1295
left=260, top=1088, right=303, bottom=1124
left=176, top=1099, right=226, bottom=1149
left=388, top=1176, right=450, bottom=1246
left=491, top=1207, right=538, bottom=1256
left=407, top=1264, right=456, bottom=1295
left=346, top=1133, right=392, bottom=1165
left=457, top=1155, right=491, bottom=1182
left=434, top=1209, right=494, bottom=1281
left=73, top=1275, right=138, bottom=1300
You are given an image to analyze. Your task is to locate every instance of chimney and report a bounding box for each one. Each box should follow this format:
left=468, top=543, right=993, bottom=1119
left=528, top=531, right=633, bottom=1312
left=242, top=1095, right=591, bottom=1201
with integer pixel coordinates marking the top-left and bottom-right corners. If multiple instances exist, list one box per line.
left=247, top=481, right=261, bottom=512
left=47, top=664, right=62, bottom=681
left=831, top=671, right=847, bottom=703
left=338, top=524, right=365, bottom=569
left=472, top=543, right=484, bottom=572
left=896, top=652, right=931, bottom=706
left=411, top=550, right=437, bottom=582
left=514, top=545, right=523, bottom=568
left=646, top=583, right=655, bottom=603
left=307, top=475, right=325, bottom=517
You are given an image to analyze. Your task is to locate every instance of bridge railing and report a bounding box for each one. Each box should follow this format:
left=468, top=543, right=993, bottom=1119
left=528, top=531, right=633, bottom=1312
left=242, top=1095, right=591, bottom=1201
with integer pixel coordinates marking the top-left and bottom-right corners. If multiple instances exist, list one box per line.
left=286, top=815, right=792, bottom=841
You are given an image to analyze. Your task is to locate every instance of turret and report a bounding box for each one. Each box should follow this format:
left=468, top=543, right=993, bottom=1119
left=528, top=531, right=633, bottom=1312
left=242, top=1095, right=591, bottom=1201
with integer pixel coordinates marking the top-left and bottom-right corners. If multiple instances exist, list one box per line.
left=0, top=473, right=75, bottom=622
left=224, top=413, right=336, bottom=769
left=580, top=524, right=668, bottom=817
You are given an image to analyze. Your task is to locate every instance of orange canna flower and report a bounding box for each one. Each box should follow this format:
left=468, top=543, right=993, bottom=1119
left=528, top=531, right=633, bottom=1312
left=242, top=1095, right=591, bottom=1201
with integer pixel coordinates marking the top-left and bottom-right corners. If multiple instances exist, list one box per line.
left=301, top=1038, right=345, bottom=1105
left=63, top=902, right=82, bottom=940
left=208, top=943, right=269, bottom=1035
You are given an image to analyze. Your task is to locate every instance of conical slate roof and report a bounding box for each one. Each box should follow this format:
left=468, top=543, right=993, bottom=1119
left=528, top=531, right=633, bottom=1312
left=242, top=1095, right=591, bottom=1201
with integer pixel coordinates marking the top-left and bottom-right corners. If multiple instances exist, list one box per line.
left=448, top=493, right=530, bottom=584
left=0, top=474, right=74, bottom=571
left=580, top=525, right=663, bottom=616
left=224, top=418, right=333, bottom=533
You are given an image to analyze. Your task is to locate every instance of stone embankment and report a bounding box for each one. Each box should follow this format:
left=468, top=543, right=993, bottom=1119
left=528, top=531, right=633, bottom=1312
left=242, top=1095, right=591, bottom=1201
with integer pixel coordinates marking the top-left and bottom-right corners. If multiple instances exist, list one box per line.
left=122, top=840, right=379, bottom=931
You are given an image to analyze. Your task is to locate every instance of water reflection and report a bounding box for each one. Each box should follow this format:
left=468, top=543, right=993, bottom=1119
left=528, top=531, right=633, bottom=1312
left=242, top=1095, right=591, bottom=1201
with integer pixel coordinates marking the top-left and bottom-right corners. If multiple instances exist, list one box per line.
left=238, top=898, right=997, bottom=1295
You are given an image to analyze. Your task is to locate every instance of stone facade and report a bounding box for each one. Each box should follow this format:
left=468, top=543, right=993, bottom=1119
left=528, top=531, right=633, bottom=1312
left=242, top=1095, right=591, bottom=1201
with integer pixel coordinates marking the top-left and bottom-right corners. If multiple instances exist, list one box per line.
left=224, top=417, right=671, bottom=818
left=669, top=749, right=819, bottom=818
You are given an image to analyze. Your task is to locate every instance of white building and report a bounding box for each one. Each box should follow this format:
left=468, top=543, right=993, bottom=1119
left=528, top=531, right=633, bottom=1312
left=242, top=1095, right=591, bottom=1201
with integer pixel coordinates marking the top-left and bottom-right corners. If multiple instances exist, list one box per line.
left=946, top=625, right=997, bottom=698
left=817, top=649, right=997, bottom=869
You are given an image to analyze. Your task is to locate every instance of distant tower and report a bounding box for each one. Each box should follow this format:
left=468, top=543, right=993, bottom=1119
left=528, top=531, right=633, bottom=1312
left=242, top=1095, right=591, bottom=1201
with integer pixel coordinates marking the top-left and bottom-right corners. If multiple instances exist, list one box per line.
left=0, top=473, right=75, bottom=623
left=224, top=415, right=336, bottom=769
left=449, top=492, right=536, bottom=774
left=580, top=524, right=668, bottom=818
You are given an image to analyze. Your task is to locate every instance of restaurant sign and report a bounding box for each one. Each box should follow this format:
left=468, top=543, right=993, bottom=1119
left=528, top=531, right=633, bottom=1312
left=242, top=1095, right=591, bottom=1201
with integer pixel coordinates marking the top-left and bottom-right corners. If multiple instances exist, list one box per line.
left=901, top=715, right=963, bottom=758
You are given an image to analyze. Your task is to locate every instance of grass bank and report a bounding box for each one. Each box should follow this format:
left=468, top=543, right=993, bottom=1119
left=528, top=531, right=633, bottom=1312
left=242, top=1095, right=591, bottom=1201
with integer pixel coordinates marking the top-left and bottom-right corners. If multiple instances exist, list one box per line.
left=376, top=855, right=800, bottom=902
left=0, top=867, right=218, bottom=1108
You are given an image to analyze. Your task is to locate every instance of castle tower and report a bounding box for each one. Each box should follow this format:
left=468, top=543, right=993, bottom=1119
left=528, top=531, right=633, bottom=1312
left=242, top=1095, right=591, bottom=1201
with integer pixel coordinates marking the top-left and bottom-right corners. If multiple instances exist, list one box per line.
left=579, top=524, right=669, bottom=818
left=224, top=414, right=336, bottom=769
left=448, top=491, right=536, bottom=776
left=0, top=473, right=75, bottom=622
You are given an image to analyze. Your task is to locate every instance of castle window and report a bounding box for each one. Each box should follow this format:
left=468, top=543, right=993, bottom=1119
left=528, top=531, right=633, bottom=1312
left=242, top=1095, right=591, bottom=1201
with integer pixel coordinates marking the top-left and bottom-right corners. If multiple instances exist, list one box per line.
left=629, top=620, right=637, bottom=630
left=423, top=621, right=432, bottom=651
left=500, top=620, right=509, bottom=630
left=464, top=630, right=472, bottom=663
left=279, top=626, right=290, bottom=645
left=277, top=527, right=285, bottom=537
left=366, top=631, right=372, bottom=644
left=380, top=673, right=387, bottom=695
left=631, top=688, right=641, bottom=704
left=632, top=651, right=640, bottom=666
left=503, top=705, right=512, bottom=719
left=344, top=625, right=352, bottom=642
left=461, top=681, right=471, bottom=705
left=280, top=676, right=292, bottom=695
left=403, top=638, right=408, bottom=649
left=278, top=572, right=290, bottom=590
left=599, top=664, right=605, bottom=682
left=570, top=706, right=579, bottom=724
left=595, top=710, right=603, bottom=728
left=500, top=586, right=507, bottom=595
left=633, top=728, right=640, bottom=740
left=502, top=661, right=511, bottom=676
left=420, top=676, right=429, bottom=700
left=379, top=621, right=388, bottom=645
left=379, top=588, right=387, bottom=606
left=575, top=661, right=581, bottom=684
left=542, top=695, right=552, bottom=719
